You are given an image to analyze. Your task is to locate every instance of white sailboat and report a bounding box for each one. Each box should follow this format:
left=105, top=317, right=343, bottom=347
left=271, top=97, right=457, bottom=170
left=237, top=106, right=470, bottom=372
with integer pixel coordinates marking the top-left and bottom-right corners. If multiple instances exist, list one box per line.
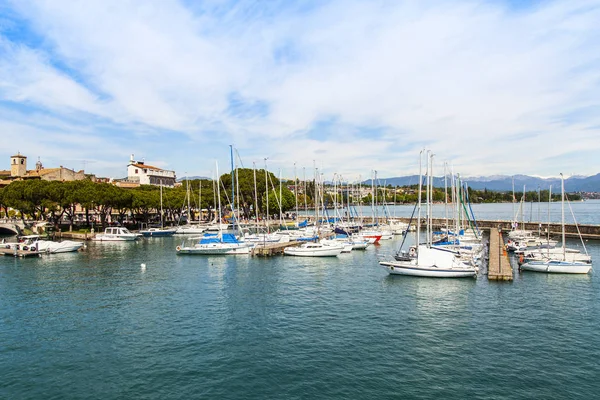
left=284, top=166, right=344, bottom=257
left=521, top=173, right=592, bottom=274
left=379, top=151, right=478, bottom=278
left=176, top=161, right=250, bottom=255
left=140, top=181, right=176, bottom=237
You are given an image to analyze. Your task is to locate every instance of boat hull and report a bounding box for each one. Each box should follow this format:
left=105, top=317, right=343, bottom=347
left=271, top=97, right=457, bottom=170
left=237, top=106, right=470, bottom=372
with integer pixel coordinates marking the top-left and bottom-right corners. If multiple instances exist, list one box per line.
left=176, top=244, right=250, bottom=255
left=140, top=229, right=176, bottom=237
left=379, top=261, right=477, bottom=278
left=284, top=246, right=343, bottom=257
left=93, top=235, right=138, bottom=241
left=520, top=261, right=592, bottom=274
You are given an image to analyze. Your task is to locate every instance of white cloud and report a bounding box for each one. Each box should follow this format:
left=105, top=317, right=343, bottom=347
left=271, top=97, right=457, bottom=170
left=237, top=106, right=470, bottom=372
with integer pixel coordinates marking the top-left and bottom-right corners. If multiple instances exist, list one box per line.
left=0, top=0, right=599, bottom=179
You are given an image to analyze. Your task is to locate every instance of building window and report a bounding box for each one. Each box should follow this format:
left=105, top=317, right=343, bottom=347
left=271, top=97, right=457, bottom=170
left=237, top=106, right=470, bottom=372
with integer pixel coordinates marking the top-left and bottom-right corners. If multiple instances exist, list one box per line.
left=135, top=169, right=138, bottom=174
left=144, top=169, right=147, bottom=173
left=21, top=159, right=24, bottom=165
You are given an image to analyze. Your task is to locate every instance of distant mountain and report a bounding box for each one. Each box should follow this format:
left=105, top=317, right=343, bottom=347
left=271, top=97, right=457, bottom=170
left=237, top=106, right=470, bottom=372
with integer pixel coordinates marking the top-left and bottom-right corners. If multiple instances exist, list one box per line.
left=365, top=173, right=600, bottom=192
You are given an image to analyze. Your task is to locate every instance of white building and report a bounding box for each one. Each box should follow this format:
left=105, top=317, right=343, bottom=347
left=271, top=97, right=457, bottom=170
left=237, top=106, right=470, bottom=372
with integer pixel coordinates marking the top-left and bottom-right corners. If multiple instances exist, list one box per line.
left=126, top=155, right=176, bottom=187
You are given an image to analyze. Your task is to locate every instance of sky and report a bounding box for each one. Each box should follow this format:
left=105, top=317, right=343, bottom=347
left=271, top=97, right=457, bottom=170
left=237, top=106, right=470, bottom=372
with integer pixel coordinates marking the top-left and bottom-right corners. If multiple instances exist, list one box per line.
left=0, top=0, right=599, bottom=181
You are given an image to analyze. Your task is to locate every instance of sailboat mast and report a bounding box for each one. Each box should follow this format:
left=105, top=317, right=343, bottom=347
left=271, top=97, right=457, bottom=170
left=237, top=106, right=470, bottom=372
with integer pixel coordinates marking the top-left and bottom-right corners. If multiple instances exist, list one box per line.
left=425, top=150, right=431, bottom=246
left=212, top=172, right=217, bottom=223
left=236, top=164, right=240, bottom=226
left=521, top=185, right=526, bottom=230
left=216, top=161, right=222, bottom=237
left=315, top=167, right=320, bottom=237
left=279, top=168, right=283, bottom=227
left=547, top=185, right=552, bottom=258
left=512, top=177, right=515, bottom=229
left=264, top=158, right=269, bottom=234
left=429, top=153, right=434, bottom=246
left=186, top=176, right=191, bottom=223
left=371, top=170, right=375, bottom=226
left=160, top=180, right=164, bottom=228
left=230, top=145, right=235, bottom=231
left=561, top=173, right=565, bottom=260
left=294, top=162, right=298, bottom=220
left=417, top=150, right=423, bottom=247
left=444, top=162, right=448, bottom=234
left=303, top=167, right=307, bottom=219
left=253, top=162, right=259, bottom=227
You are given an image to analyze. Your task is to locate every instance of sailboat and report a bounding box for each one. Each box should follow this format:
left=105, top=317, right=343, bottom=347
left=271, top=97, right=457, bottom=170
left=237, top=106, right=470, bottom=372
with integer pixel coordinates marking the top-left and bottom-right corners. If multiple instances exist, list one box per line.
left=284, top=166, right=344, bottom=257
left=176, top=161, right=250, bottom=255
left=379, top=151, right=478, bottom=278
left=175, top=177, right=208, bottom=235
left=140, top=181, right=176, bottom=237
left=520, top=174, right=592, bottom=274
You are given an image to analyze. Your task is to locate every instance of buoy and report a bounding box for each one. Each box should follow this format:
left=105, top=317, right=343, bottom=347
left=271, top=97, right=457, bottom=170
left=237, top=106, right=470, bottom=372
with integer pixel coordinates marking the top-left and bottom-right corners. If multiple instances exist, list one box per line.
left=141, top=263, right=146, bottom=271
left=176, top=246, right=181, bottom=252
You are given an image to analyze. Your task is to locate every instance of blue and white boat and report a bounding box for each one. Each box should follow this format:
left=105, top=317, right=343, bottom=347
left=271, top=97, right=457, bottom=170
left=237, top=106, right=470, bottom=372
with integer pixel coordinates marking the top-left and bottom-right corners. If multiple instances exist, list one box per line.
left=140, top=227, right=176, bottom=237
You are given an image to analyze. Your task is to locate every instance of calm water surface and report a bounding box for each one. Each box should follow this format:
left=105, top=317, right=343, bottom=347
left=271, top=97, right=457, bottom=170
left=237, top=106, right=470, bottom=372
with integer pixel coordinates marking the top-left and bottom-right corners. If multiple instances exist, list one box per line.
left=2, top=206, right=600, bottom=399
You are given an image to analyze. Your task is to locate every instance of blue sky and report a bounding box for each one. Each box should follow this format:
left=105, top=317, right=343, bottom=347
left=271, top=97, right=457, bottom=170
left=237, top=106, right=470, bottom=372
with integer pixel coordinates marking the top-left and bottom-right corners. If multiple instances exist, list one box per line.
left=0, top=0, right=599, bottom=180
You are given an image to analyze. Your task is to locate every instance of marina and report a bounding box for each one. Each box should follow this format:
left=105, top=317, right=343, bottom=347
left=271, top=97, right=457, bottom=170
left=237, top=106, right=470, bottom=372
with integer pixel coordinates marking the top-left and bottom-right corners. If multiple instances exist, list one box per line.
left=2, top=0, right=599, bottom=397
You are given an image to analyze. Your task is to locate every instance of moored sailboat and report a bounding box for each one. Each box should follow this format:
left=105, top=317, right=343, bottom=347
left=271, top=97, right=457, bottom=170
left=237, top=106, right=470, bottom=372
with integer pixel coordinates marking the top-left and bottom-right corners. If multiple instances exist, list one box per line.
left=379, top=150, right=478, bottom=278
left=520, top=173, right=592, bottom=274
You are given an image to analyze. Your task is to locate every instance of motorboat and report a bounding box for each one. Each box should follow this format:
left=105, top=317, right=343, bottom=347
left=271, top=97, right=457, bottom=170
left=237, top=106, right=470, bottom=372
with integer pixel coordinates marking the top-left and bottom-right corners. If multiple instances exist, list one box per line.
left=140, top=227, right=177, bottom=237
left=34, top=240, right=84, bottom=253
left=284, top=241, right=344, bottom=257
left=93, top=227, right=139, bottom=241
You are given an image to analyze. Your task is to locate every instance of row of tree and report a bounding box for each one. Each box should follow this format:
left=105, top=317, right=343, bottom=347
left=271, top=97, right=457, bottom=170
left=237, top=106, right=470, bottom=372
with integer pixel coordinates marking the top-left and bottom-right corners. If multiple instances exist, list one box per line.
left=0, top=169, right=297, bottom=229
left=0, top=170, right=580, bottom=230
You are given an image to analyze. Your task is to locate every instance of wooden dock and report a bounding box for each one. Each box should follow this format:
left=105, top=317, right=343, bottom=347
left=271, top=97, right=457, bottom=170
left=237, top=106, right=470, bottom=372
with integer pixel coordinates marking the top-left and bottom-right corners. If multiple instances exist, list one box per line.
left=488, top=229, right=513, bottom=281
left=0, top=247, right=41, bottom=258
left=251, top=241, right=303, bottom=257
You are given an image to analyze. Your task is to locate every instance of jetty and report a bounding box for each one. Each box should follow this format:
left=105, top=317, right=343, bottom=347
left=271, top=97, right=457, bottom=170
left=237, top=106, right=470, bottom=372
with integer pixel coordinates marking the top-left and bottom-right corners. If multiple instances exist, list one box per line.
left=251, top=241, right=303, bottom=257
left=0, top=247, right=41, bottom=258
left=487, top=229, right=513, bottom=281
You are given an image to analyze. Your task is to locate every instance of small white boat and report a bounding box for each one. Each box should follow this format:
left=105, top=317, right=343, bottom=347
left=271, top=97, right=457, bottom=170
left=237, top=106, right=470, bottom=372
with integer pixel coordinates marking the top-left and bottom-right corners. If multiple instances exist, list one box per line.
left=34, top=240, right=84, bottom=253
left=520, top=260, right=592, bottom=274
left=93, top=227, right=139, bottom=241
left=284, top=242, right=344, bottom=257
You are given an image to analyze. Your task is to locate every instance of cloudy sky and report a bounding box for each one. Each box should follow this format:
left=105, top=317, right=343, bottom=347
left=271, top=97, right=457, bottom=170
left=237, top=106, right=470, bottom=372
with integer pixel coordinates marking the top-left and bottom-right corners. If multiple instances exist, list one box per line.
left=0, top=0, right=599, bottom=181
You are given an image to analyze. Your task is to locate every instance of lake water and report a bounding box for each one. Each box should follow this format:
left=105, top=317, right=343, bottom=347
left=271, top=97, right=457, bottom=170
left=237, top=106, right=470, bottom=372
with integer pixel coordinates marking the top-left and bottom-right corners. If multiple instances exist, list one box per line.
left=1, top=203, right=600, bottom=399
left=308, top=199, right=600, bottom=225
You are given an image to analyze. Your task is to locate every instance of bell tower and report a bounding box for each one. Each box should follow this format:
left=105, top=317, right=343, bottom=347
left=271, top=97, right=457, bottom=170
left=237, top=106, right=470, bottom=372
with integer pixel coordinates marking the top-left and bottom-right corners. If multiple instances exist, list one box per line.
left=10, top=153, right=27, bottom=177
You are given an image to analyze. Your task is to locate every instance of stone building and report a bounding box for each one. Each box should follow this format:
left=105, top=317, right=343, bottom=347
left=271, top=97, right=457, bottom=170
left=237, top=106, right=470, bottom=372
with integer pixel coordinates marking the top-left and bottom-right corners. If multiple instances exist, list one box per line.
left=0, top=153, right=92, bottom=187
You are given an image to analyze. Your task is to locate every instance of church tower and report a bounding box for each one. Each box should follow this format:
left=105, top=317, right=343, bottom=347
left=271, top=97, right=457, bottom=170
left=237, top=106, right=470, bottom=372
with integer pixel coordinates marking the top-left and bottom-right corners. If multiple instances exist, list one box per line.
left=10, top=153, right=27, bottom=177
